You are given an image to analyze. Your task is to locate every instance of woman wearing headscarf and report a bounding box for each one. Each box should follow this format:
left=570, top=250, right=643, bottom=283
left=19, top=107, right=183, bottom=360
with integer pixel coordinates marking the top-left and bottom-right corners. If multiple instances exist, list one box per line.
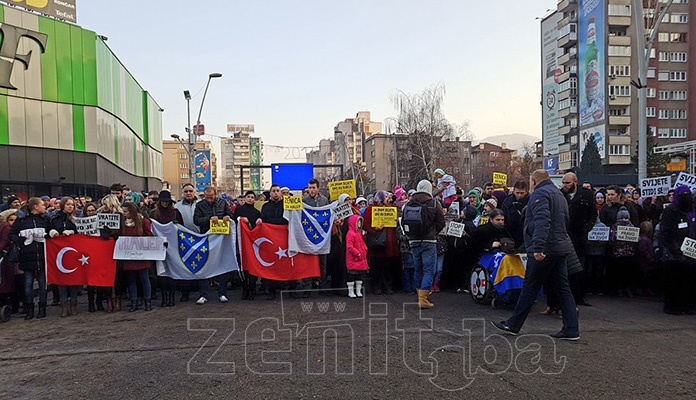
left=363, top=190, right=400, bottom=294
left=657, top=186, right=696, bottom=314
left=149, top=191, right=183, bottom=307
left=49, top=197, right=80, bottom=317
left=466, top=189, right=483, bottom=217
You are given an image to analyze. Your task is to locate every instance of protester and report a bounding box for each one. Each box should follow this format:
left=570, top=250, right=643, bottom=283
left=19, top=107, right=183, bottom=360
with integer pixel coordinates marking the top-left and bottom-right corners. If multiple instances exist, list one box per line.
left=0, top=209, right=22, bottom=314
left=149, top=191, right=183, bottom=307
left=119, top=202, right=154, bottom=312
left=49, top=197, right=80, bottom=317
left=233, top=190, right=261, bottom=300
left=257, top=184, right=289, bottom=300
left=345, top=214, right=369, bottom=298
left=83, top=202, right=106, bottom=312
left=98, top=195, right=125, bottom=312
left=501, top=181, right=529, bottom=248
left=363, top=190, right=400, bottom=295
left=302, top=179, right=330, bottom=291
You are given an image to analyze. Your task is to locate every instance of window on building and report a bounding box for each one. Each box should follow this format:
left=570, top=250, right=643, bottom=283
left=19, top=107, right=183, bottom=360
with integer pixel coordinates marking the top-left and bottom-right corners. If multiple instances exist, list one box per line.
left=659, top=90, right=670, bottom=100
left=609, top=65, right=631, bottom=76
left=658, top=52, right=670, bottom=62
left=649, top=48, right=656, bottom=58
left=647, top=88, right=656, bottom=98
left=608, top=46, right=631, bottom=56
left=608, top=85, right=631, bottom=97
left=658, top=32, right=670, bottom=42
left=670, top=13, right=688, bottom=23
left=609, top=127, right=630, bottom=136
left=609, top=107, right=630, bottom=116
left=647, top=68, right=656, bottom=78
left=180, top=163, right=188, bottom=169
left=658, top=71, right=670, bottom=81
left=671, top=52, right=688, bottom=62
left=659, top=109, right=670, bottom=119
left=670, top=128, right=687, bottom=138
left=671, top=110, right=687, bottom=119
left=609, top=145, right=630, bottom=156
left=608, top=4, right=631, bottom=16
left=671, top=33, right=687, bottom=42
left=646, top=107, right=656, bottom=117
left=658, top=128, right=670, bottom=138
left=671, top=90, right=687, bottom=100
left=670, top=71, right=687, bottom=81
left=179, top=153, right=187, bottom=159
left=180, top=174, right=189, bottom=179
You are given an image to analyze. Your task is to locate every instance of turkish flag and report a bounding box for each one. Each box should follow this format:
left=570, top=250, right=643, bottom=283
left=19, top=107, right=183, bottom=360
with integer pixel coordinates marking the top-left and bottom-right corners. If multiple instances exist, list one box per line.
left=239, top=222, right=319, bottom=281
left=46, top=235, right=117, bottom=287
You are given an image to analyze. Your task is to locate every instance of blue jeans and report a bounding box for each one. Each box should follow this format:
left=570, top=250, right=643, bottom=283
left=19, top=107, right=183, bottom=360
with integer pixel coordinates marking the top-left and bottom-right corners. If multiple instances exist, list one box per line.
left=128, top=269, right=151, bottom=303
left=412, top=242, right=437, bottom=290
left=199, top=273, right=229, bottom=299
left=59, top=285, right=80, bottom=304
left=402, top=253, right=415, bottom=293
left=506, top=255, right=579, bottom=335
left=24, top=269, right=47, bottom=305
left=435, top=253, right=444, bottom=281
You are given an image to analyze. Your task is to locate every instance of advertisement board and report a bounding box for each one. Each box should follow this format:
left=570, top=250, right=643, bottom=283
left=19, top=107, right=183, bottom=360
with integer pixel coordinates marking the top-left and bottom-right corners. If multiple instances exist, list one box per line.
left=11, top=0, right=76, bottom=23
left=195, top=150, right=212, bottom=192
left=541, top=13, right=563, bottom=155
left=250, top=137, right=261, bottom=191
left=578, top=0, right=606, bottom=128
left=579, top=125, right=606, bottom=160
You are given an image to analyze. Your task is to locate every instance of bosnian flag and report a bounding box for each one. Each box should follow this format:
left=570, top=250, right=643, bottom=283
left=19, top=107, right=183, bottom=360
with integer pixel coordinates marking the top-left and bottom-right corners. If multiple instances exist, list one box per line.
left=283, top=202, right=336, bottom=256
left=45, top=235, right=117, bottom=287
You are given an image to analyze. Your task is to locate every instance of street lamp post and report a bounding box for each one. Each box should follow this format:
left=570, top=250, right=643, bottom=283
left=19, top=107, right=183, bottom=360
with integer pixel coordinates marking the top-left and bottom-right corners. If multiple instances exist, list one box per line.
left=179, top=73, right=223, bottom=187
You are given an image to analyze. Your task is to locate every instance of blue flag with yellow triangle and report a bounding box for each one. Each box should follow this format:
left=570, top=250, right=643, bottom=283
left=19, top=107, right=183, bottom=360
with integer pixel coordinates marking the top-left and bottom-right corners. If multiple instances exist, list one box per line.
left=284, top=201, right=336, bottom=256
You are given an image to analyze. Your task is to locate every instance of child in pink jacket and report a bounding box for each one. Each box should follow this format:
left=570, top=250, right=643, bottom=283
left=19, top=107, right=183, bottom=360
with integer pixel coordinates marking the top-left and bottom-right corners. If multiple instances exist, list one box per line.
left=346, top=214, right=369, bottom=298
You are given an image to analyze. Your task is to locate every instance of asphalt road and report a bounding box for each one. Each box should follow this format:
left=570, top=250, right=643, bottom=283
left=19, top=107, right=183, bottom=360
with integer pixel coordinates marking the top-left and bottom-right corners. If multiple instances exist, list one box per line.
left=1, top=289, right=695, bottom=399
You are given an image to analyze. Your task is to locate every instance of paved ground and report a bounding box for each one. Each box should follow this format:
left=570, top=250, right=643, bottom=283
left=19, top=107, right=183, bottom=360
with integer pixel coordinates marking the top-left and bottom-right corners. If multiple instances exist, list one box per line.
left=1, top=289, right=695, bottom=399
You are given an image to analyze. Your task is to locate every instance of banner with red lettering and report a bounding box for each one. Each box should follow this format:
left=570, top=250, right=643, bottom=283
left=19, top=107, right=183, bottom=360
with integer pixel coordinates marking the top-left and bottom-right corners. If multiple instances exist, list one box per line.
left=239, top=222, right=319, bottom=281
left=45, top=235, right=117, bottom=286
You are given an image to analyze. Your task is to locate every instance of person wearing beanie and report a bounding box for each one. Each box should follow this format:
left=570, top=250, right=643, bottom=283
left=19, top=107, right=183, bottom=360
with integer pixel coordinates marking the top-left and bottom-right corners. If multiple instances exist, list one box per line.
left=607, top=205, right=638, bottom=298
left=482, top=198, right=498, bottom=215
left=404, top=179, right=445, bottom=309
left=0, top=196, right=21, bottom=212
left=363, top=190, right=400, bottom=295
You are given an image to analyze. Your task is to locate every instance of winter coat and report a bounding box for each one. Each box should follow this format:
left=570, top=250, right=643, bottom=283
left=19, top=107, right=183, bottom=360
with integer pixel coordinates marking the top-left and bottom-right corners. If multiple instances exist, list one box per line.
left=658, top=203, right=696, bottom=263
left=121, top=218, right=153, bottom=271
left=175, top=198, right=200, bottom=232
left=8, top=212, right=50, bottom=271
left=470, top=221, right=514, bottom=257
left=501, top=193, right=528, bottom=248
left=402, top=192, right=446, bottom=243
left=638, top=235, right=656, bottom=271
left=303, top=193, right=330, bottom=207
left=260, top=199, right=287, bottom=225
left=234, top=203, right=262, bottom=228
left=600, top=201, right=639, bottom=227
left=193, top=198, right=233, bottom=233
left=565, top=187, right=598, bottom=253
left=523, top=179, right=574, bottom=256
left=50, top=210, right=77, bottom=234
left=363, top=204, right=400, bottom=258
left=149, top=206, right=183, bottom=225
left=345, top=215, right=369, bottom=272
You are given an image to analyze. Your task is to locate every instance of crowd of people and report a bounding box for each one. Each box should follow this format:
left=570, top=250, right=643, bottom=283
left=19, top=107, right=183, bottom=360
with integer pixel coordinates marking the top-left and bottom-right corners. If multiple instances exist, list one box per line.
left=1, top=168, right=695, bottom=326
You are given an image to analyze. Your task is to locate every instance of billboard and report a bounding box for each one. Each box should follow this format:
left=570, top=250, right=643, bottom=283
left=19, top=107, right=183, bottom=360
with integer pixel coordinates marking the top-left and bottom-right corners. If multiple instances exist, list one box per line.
left=10, top=0, right=76, bottom=22
left=227, top=124, right=255, bottom=133
left=579, top=125, right=605, bottom=160
left=578, top=0, right=606, bottom=128
left=272, top=164, right=313, bottom=190
left=541, top=13, right=563, bottom=156
left=544, top=156, right=559, bottom=175
left=250, top=137, right=261, bottom=191
left=195, top=150, right=212, bottom=192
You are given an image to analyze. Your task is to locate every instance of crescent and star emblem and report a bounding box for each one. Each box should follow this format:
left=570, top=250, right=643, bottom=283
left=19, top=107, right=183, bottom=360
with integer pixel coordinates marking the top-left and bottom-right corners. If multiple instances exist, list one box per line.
left=252, top=238, right=288, bottom=268
left=56, top=247, right=89, bottom=274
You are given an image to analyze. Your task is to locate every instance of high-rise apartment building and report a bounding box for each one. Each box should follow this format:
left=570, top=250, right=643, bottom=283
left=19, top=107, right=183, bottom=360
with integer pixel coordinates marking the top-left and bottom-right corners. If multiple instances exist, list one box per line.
left=543, top=0, right=692, bottom=175
left=220, top=124, right=264, bottom=195
left=162, top=140, right=216, bottom=199
left=334, top=111, right=382, bottom=167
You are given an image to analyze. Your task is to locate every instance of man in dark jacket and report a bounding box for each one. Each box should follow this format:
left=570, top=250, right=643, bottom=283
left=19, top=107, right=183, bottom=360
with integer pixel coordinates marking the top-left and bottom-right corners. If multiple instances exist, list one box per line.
left=501, top=181, right=529, bottom=248
left=405, top=179, right=445, bottom=309
left=193, top=186, right=233, bottom=305
left=493, top=169, right=579, bottom=340
left=257, top=184, right=289, bottom=299
left=561, top=172, right=597, bottom=306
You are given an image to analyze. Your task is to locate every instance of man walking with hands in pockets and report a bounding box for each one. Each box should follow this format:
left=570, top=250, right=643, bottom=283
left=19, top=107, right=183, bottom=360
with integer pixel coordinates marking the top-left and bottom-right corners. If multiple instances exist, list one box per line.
left=492, top=169, right=580, bottom=340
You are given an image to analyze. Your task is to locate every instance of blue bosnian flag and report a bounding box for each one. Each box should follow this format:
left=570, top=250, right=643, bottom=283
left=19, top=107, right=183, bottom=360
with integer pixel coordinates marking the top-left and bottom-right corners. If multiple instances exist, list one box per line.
left=284, top=202, right=336, bottom=256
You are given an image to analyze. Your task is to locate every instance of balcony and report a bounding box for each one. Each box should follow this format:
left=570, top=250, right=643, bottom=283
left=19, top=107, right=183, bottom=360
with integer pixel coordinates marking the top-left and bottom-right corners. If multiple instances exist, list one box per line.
left=557, top=0, right=577, bottom=13
left=558, top=31, right=577, bottom=48
left=608, top=95, right=631, bottom=106
left=609, top=115, right=631, bottom=125
left=558, top=105, right=577, bottom=118
left=608, top=36, right=631, bottom=46
left=558, top=13, right=577, bottom=28
left=608, top=15, right=631, bottom=26
left=558, top=125, right=572, bottom=136
left=556, top=70, right=574, bottom=83
left=558, top=50, right=577, bottom=66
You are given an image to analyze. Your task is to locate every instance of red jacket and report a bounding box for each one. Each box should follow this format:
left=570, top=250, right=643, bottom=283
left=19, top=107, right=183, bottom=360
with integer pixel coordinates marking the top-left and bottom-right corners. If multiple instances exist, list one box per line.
left=346, top=215, right=369, bottom=272
left=122, top=218, right=153, bottom=271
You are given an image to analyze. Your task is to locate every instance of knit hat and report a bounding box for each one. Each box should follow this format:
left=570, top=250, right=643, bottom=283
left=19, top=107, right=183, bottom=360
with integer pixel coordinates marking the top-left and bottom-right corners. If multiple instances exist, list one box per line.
left=356, top=197, right=367, bottom=205
left=617, top=206, right=630, bottom=220
left=395, top=187, right=406, bottom=199
left=280, top=186, right=290, bottom=192
left=407, top=189, right=416, bottom=196
left=40, top=195, right=50, bottom=201
left=416, top=180, right=433, bottom=194
left=674, top=185, right=690, bottom=197
left=434, top=168, right=445, bottom=176
left=596, top=192, right=604, bottom=198
left=484, top=198, right=498, bottom=208
left=244, top=190, right=256, bottom=197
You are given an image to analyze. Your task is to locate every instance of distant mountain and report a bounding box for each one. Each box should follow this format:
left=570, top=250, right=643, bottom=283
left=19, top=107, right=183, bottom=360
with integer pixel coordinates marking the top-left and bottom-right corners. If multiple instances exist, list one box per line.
left=473, top=134, right=541, bottom=152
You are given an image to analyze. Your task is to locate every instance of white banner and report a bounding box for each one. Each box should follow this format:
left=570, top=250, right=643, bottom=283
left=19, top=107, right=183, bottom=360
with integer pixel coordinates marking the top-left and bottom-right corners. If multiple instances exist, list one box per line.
left=587, top=225, right=610, bottom=241
left=680, top=237, right=696, bottom=260
left=113, top=237, right=167, bottom=260
left=151, top=220, right=239, bottom=280
left=640, top=176, right=671, bottom=197
left=332, top=202, right=353, bottom=221
left=74, top=216, right=99, bottom=236
left=674, top=172, right=696, bottom=192
left=616, top=226, right=639, bottom=242
left=98, top=213, right=121, bottom=229
left=446, top=221, right=465, bottom=237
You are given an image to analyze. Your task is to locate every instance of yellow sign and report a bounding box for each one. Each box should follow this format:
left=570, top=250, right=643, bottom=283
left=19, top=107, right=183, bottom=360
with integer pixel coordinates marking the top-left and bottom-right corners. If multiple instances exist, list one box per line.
left=493, top=172, right=507, bottom=185
left=209, top=220, right=231, bottom=235
left=328, top=180, right=357, bottom=201
left=478, top=216, right=489, bottom=226
left=371, top=206, right=398, bottom=228
left=283, top=195, right=304, bottom=211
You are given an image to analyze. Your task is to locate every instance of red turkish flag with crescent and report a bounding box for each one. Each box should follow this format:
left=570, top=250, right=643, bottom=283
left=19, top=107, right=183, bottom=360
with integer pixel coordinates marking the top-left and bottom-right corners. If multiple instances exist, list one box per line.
left=45, top=235, right=117, bottom=286
left=239, top=222, right=319, bottom=281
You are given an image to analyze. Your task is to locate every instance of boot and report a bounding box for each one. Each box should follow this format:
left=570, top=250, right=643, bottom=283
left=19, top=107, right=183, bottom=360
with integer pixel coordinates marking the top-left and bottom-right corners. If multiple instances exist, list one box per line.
left=417, top=289, right=435, bottom=309
left=267, top=287, right=276, bottom=301
left=241, top=284, right=250, bottom=300
left=37, top=302, right=47, bottom=319
left=144, top=301, right=152, bottom=311
left=24, top=303, right=35, bottom=320
left=115, top=297, right=122, bottom=312
left=170, top=292, right=176, bottom=307
left=355, top=281, right=364, bottom=298
left=69, top=303, right=78, bottom=316
left=161, top=292, right=167, bottom=307
left=431, top=280, right=440, bottom=293
left=61, top=303, right=70, bottom=317
left=347, top=282, right=356, bottom=298
left=128, top=301, right=138, bottom=312
left=88, top=287, right=96, bottom=312
left=105, top=298, right=113, bottom=313
left=249, top=283, right=256, bottom=301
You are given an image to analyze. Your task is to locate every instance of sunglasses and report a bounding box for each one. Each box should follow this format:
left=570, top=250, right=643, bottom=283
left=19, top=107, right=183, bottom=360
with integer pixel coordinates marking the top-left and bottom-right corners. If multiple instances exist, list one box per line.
left=184, top=190, right=194, bottom=193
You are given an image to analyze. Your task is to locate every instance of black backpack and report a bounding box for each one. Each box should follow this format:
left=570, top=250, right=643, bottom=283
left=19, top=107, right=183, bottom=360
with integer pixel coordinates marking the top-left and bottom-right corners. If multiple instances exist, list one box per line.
left=402, top=200, right=433, bottom=238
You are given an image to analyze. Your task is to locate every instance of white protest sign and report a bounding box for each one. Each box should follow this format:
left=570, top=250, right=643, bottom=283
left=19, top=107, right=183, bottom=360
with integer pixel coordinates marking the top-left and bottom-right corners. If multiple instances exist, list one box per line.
left=446, top=202, right=460, bottom=220
left=332, top=202, right=354, bottom=221
left=680, top=237, right=696, bottom=260
left=98, top=213, right=121, bottom=230
left=587, top=225, right=610, bottom=241
left=640, top=176, right=671, bottom=197
left=674, top=172, right=696, bottom=192
left=446, top=221, right=465, bottom=237
left=616, top=226, right=640, bottom=242
left=74, top=216, right=99, bottom=236
left=113, top=236, right=167, bottom=260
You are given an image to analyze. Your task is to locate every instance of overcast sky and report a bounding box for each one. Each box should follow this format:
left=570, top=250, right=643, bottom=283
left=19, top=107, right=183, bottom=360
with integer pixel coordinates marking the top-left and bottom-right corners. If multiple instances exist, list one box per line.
left=78, top=0, right=557, bottom=149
